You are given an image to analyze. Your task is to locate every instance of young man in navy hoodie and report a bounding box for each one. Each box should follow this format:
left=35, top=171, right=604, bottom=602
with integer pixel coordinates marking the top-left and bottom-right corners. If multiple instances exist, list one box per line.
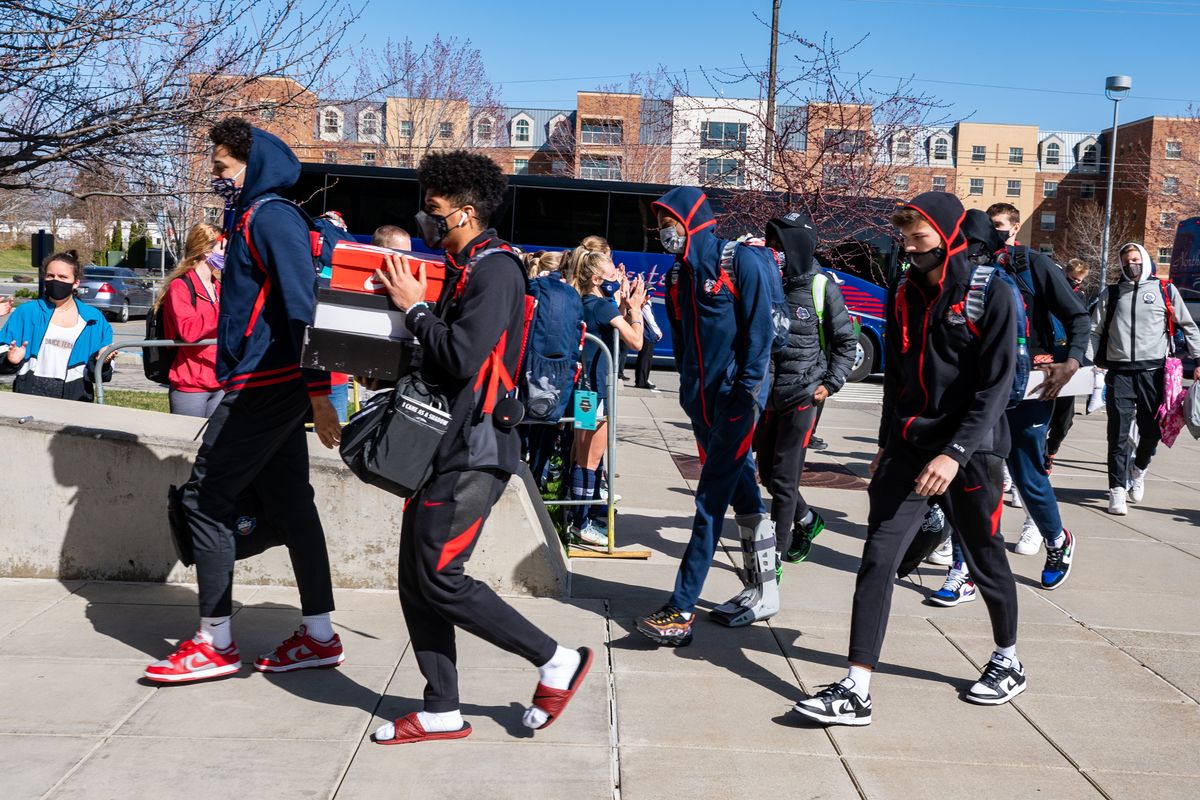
left=145, top=119, right=343, bottom=684
left=794, top=192, right=1026, bottom=726
left=634, top=186, right=780, bottom=646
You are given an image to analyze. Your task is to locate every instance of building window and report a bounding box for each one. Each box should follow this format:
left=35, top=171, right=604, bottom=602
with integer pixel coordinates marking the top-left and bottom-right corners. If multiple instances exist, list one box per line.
left=704, top=121, right=750, bottom=150
left=360, top=110, right=379, bottom=139
left=932, top=137, right=950, bottom=161
left=397, top=153, right=413, bottom=168
left=822, top=164, right=850, bottom=189
left=894, top=136, right=912, bottom=160
left=894, top=175, right=909, bottom=193
left=552, top=160, right=569, bottom=176
left=969, top=178, right=984, bottom=195
left=398, top=120, right=413, bottom=138
left=932, top=176, right=947, bottom=192
left=514, top=118, right=531, bottom=144
left=1159, top=247, right=1173, bottom=265
left=1044, top=181, right=1058, bottom=198
left=823, top=128, right=865, bottom=154
left=1161, top=212, right=1177, bottom=229
left=581, top=155, right=622, bottom=181
left=1164, top=176, right=1180, bottom=195
left=1009, top=146, right=1024, bottom=164
left=1041, top=213, right=1056, bottom=231
left=476, top=118, right=493, bottom=141
left=1007, top=179, right=1021, bottom=197
left=581, top=120, right=624, bottom=146
left=203, top=206, right=222, bottom=225
left=971, top=145, right=986, bottom=162
left=322, top=108, right=342, bottom=138
left=700, top=157, right=745, bottom=187
left=1080, top=182, right=1095, bottom=199
left=514, top=158, right=529, bottom=175
left=1045, top=142, right=1061, bottom=166
left=260, top=105, right=277, bottom=122
left=361, top=151, right=376, bottom=166
left=1081, top=143, right=1099, bottom=171
left=1040, top=245, right=1054, bottom=255
left=322, top=150, right=337, bottom=164
left=1166, top=140, right=1183, bottom=160
left=439, top=122, right=454, bottom=139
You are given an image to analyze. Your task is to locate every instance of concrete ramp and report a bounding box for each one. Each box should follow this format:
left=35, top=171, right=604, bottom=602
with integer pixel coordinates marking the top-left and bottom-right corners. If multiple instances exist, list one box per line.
left=0, top=392, right=569, bottom=597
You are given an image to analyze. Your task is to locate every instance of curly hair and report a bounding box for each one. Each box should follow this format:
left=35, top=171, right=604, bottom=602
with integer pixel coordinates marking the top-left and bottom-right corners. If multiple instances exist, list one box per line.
left=209, top=117, right=253, bottom=162
left=418, top=150, right=508, bottom=225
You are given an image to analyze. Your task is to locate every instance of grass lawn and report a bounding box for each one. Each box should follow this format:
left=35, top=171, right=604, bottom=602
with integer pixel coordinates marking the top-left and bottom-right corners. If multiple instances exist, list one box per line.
left=0, top=382, right=169, bottom=413
left=0, top=248, right=36, bottom=280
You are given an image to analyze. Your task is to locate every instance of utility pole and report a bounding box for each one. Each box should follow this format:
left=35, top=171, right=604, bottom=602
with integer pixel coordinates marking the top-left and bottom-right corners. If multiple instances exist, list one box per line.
left=764, top=0, right=781, bottom=182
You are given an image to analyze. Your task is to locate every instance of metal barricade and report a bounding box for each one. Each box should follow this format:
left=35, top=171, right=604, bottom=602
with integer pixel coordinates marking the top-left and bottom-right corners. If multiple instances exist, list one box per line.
left=536, top=327, right=649, bottom=559
left=92, top=339, right=216, bottom=404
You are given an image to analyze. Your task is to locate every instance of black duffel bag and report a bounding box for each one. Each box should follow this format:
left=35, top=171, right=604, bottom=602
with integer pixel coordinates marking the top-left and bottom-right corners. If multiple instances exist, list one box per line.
left=339, top=371, right=452, bottom=497
left=167, top=484, right=287, bottom=567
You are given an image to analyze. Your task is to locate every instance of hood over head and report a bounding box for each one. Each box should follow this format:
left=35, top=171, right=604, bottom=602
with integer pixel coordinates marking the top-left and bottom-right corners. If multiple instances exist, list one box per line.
left=961, top=208, right=1006, bottom=261
left=652, top=186, right=716, bottom=263
left=900, top=191, right=968, bottom=272
left=766, top=211, right=818, bottom=282
left=238, top=126, right=302, bottom=207
left=1117, top=242, right=1153, bottom=282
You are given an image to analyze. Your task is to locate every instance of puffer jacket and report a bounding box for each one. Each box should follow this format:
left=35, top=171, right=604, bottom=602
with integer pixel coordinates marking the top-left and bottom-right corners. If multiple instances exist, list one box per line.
left=765, top=213, right=856, bottom=408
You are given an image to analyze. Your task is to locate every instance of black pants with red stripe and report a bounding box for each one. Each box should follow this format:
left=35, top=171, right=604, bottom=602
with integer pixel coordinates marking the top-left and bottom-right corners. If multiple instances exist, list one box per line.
left=848, top=442, right=1018, bottom=669
left=399, top=468, right=558, bottom=713
left=185, top=380, right=334, bottom=618
left=754, top=401, right=821, bottom=556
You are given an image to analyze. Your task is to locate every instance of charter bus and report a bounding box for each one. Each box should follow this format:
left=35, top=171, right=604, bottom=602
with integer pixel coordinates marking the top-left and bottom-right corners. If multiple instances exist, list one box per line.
left=284, top=163, right=899, bottom=382
left=1170, top=217, right=1200, bottom=317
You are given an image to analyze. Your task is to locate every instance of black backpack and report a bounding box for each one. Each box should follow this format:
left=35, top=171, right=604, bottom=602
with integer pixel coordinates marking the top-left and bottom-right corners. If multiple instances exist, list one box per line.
left=143, top=276, right=196, bottom=385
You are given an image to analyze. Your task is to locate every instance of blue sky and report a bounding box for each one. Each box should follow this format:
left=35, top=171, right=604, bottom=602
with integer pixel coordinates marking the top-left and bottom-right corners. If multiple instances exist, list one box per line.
left=348, top=0, right=1198, bottom=133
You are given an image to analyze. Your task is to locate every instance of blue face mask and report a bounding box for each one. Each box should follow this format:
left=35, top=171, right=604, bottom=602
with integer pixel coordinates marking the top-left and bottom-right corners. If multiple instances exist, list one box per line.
left=600, top=279, right=621, bottom=297
left=211, top=165, right=245, bottom=205
left=206, top=252, right=225, bottom=272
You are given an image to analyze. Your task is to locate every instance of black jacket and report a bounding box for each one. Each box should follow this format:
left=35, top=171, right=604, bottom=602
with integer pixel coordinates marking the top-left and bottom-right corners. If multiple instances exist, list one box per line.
left=999, top=245, right=1090, bottom=365
left=765, top=213, right=857, bottom=408
left=405, top=230, right=527, bottom=474
left=880, top=192, right=1017, bottom=465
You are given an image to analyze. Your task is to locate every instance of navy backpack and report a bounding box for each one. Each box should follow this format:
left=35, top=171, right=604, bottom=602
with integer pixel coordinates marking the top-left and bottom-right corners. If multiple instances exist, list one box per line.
left=521, top=275, right=585, bottom=422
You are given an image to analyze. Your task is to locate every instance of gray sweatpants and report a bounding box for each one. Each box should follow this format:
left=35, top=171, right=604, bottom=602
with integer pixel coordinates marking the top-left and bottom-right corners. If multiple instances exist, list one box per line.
left=170, top=388, right=225, bottom=418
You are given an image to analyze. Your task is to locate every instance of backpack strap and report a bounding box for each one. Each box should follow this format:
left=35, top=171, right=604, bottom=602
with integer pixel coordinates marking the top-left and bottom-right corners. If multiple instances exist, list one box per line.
left=965, top=264, right=995, bottom=326
left=812, top=272, right=829, bottom=351
left=1097, top=284, right=1121, bottom=364
left=460, top=243, right=528, bottom=414
left=236, top=196, right=322, bottom=274
left=1159, top=279, right=1177, bottom=353
left=715, top=240, right=741, bottom=300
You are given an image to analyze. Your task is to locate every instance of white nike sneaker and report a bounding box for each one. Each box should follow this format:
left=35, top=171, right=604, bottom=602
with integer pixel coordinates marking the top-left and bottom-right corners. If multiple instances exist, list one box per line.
left=1108, top=487, right=1128, bottom=516
left=1128, top=467, right=1146, bottom=503
left=1014, top=517, right=1042, bottom=556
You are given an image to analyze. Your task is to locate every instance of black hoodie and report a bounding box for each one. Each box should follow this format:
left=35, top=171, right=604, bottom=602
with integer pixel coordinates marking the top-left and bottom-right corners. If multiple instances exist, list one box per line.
left=765, top=212, right=856, bottom=408
left=880, top=193, right=1017, bottom=465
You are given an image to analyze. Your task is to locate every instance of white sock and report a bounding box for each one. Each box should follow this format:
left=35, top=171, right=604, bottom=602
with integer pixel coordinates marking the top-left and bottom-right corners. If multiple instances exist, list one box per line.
left=522, top=646, right=582, bottom=729
left=302, top=613, right=334, bottom=642
left=995, top=645, right=1019, bottom=667
left=373, top=709, right=463, bottom=741
left=799, top=509, right=814, bottom=526
left=200, top=616, right=232, bottom=650
left=842, top=665, right=872, bottom=699
left=1047, top=530, right=1066, bottom=549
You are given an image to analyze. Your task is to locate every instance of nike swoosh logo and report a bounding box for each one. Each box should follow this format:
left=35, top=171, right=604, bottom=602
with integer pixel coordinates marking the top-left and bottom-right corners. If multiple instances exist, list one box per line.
left=182, top=653, right=213, bottom=671
left=286, top=645, right=314, bottom=662
left=363, top=275, right=384, bottom=292
left=729, top=414, right=745, bottom=423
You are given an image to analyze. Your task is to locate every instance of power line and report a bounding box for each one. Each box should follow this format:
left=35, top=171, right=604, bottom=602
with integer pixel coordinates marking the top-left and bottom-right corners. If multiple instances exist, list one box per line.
left=842, top=0, right=1200, bottom=14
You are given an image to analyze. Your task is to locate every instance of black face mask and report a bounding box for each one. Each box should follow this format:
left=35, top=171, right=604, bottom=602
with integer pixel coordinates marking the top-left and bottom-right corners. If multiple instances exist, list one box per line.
left=908, top=247, right=945, bottom=274
left=44, top=279, right=75, bottom=301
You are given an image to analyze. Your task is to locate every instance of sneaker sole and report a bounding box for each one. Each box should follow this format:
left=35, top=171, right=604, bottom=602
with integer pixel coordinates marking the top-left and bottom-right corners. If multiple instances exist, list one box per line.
left=924, top=553, right=954, bottom=566
left=144, top=662, right=242, bottom=683
left=634, top=622, right=693, bottom=648
left=1014, top=543, right=1042, bottom=556
left=254, top=653, right=345, bottom=673
left=791, top=704, right=871, bottom=726
left=1041, top=536, right=1076, bottom=591
left=927, top=591, right=976, bottom=608
left=965, top=679, right=1027, bottom=706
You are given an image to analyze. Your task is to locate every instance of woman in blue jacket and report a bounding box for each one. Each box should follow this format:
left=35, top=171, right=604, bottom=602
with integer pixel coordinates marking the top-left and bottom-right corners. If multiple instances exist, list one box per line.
left=1, top=251, right=114, bottom=402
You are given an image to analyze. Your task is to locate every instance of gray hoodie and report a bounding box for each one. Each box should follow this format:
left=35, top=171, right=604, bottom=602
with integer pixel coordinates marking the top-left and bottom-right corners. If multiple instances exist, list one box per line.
left=1089, top=242, right=1200, bottom=369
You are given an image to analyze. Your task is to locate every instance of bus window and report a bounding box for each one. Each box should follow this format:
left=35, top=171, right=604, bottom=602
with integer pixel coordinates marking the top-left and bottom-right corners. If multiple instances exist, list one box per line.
left=608, top=193, right=666, bottom=254
left=513, top=187, right=607, bottom=248
left=295, top=174, right=421, bottom=236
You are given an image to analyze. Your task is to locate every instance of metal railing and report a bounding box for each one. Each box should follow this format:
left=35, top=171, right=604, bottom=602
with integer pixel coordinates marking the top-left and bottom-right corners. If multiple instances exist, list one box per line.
left=92, top=339, right=216, bottom=404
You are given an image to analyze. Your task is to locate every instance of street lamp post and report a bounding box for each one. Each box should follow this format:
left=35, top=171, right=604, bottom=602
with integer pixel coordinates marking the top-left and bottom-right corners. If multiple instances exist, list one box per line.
left=1100, top=75, right=1132, bottom=275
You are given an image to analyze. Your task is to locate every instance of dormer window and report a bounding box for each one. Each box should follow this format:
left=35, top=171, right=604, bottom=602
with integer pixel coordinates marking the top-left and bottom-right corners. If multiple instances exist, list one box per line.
left=1045, top=142, right=1061, bottom=166
left=321, top=107, right=344, bottom=140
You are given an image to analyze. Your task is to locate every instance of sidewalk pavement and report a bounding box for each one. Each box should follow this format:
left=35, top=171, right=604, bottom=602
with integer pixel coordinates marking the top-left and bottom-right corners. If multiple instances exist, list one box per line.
left=3, top=373, right=1199, bottom=799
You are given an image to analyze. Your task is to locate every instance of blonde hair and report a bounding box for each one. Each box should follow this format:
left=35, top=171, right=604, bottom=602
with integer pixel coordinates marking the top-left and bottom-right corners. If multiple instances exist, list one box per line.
left=153, top=223, right=221, bottom=311
left=579, top=234, right=611, bottom=254
left=571, top=250, right=612, bottom=296
left=525, top=250, right=564, bottom=278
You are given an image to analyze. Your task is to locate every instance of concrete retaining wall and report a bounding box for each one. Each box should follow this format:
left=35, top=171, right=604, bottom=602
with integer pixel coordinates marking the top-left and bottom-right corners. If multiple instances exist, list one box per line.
left=0, top=392, right=569, bottom=597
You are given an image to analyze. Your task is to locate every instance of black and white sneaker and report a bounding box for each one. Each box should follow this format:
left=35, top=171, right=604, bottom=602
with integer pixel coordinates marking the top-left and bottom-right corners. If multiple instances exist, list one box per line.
left=965, top=653, right=1027, bottom=705
left=792, top=681, right=872, bottom=726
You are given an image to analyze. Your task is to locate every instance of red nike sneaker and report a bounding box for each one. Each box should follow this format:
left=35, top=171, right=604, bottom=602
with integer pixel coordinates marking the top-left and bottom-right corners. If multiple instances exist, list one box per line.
left=254, top=625, right=345, bottom=673
left=144, top=635, right=242, bottom=684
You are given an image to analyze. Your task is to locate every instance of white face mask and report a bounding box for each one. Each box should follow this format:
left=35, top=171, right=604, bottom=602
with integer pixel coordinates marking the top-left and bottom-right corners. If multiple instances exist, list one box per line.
left=659, top=225, right=685, bottom=254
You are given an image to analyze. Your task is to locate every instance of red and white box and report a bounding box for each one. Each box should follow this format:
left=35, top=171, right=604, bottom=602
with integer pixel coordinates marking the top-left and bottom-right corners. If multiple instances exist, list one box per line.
left=330, top=241, right=446, bottom=302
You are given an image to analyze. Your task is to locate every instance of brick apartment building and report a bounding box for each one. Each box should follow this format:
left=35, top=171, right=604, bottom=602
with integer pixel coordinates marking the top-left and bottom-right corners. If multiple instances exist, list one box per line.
left=200, top=77, right=1199, bottom=269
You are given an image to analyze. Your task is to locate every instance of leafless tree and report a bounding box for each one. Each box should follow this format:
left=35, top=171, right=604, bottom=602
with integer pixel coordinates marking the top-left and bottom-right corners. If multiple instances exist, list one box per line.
left=1061, top=201, right=1139, bottom=287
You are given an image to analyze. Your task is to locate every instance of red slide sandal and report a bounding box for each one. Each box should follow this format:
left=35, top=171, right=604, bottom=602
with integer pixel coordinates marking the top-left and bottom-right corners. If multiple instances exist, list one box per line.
left=529, top=647, right=594, bottom=730
left=372, top=712, right=472, bottom=745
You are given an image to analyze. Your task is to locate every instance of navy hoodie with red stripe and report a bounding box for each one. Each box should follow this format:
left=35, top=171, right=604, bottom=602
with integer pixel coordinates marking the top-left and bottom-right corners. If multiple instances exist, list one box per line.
left=655, top=186, right=775, bottom=426
left=218, top=126, right=329, bottom=397
left=879, top=192, right=1017, bottom=466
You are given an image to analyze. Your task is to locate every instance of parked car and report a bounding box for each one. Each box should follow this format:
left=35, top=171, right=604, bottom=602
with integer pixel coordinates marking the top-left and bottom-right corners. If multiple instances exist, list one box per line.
left=76, top=266, right=154, bottom=322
